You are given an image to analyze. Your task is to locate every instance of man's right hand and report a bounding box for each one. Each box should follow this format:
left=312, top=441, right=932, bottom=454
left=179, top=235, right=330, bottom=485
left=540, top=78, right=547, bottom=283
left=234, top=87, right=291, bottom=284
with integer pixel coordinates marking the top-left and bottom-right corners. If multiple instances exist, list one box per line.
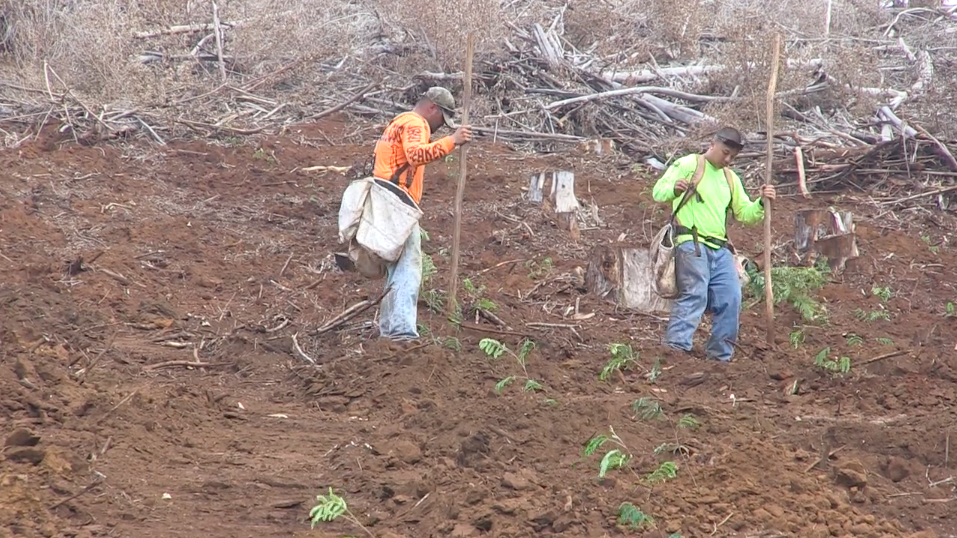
left=673, top=179, right=690, bottom=196
left=452, top=125, right=473, bottom=146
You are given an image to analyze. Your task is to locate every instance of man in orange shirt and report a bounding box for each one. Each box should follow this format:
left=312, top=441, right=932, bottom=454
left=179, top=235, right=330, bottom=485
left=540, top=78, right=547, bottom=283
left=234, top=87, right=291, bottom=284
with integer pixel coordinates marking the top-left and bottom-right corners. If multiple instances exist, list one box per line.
left=373, top=87, right=472, bottom=341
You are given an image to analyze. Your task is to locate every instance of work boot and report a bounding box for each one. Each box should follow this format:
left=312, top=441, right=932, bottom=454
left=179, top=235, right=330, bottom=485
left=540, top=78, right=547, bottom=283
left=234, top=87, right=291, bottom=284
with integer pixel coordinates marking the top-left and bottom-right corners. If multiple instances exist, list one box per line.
left=384, top=336, right=421, bottom=353
left=656, top=344, right=692, bottom=364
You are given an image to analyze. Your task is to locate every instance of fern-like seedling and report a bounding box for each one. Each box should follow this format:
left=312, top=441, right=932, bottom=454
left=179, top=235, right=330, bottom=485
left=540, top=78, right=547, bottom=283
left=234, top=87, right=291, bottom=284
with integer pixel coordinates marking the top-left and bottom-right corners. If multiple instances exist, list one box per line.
left=645, top=461, right=678, bottom=485
left=479, top=338, right=507, bottom=359
left=599, top=449, right=629, bottom=478
left=608, top=343, right=635, bottom=361
left=600, top=343, right=638, bottom=381
left=494, top=376, right=515, bottom=394
left=677, top=415, right=700, bottom=430
left=582, top=434, right=609, bottom=457
left=523, top=379, right=543, bottom=392
left=872, top=286, right=892, bottom=303
left=518, top=339, right=535, bottom=365
left=477, top=297, right=498, bottom=312
left=646, top=357, right=662, bottom=383
left=632, top=398, right=664, bottom=421
left=789, top=328, right=805, bottom=349
left=617, top=502, right=654, bottom=529
left=443, top=337, right=461, bottom=351
left=309, top=488, right=347, bottom=526
left=813, top=347, right=851, bottom=375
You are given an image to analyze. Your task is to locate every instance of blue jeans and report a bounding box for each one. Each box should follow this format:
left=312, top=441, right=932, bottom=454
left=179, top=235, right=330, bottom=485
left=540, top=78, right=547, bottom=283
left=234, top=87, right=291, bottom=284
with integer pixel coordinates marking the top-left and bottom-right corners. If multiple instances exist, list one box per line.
left=664, top=241, right=741, bottom=361
left=378, top=223, right=422, bottom=340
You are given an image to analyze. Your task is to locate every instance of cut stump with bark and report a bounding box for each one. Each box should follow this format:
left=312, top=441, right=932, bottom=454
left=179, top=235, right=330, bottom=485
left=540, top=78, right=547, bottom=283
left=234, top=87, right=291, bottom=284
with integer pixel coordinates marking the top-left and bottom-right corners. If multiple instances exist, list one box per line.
left=585, top=243, right=671, bottom=314
left=550, top=171, right=580, bottom=237
left=526, top=170, right=581, bottom=239
left=794, top=209, right=859, bottom=272
left=528, top=172, right=546, bottom=203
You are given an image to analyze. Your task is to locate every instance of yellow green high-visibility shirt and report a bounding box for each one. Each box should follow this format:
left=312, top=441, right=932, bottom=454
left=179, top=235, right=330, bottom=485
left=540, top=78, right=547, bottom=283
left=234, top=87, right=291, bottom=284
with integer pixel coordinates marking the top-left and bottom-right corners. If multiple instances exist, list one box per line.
left=652, top=153, right=765, bottom=249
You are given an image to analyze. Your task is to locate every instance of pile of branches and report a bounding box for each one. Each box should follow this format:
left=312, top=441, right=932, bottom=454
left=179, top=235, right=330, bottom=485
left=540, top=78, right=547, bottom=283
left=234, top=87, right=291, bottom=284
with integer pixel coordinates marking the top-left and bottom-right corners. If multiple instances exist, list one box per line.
left=2, top=1, right=957, bottom=209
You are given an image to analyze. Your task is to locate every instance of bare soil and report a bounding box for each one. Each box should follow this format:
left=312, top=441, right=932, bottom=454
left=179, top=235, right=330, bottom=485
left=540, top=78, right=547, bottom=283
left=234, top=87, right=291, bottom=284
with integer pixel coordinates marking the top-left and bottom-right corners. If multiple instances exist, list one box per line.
left=2, top=118, right=956, bottom=538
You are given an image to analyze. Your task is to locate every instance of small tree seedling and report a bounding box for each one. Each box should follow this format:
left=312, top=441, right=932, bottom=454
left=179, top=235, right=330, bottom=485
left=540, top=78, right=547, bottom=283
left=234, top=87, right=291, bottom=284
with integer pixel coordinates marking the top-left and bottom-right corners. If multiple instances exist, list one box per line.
left=599, top=343, right=638, bottom=381
left=645, top=461, right=678, bottom=485
left=813, top=347, right=852, bottom=375
left=632, top=397, right=664, bottom=421
left=745, top=261, right=829, bottom=322
left=582, top=426, right=632, bottom=479
left=308, top=488, right=374, bottom=538
left=617, top=502, right=655, bottom=529
left=479, top=338, right=544, bottom=396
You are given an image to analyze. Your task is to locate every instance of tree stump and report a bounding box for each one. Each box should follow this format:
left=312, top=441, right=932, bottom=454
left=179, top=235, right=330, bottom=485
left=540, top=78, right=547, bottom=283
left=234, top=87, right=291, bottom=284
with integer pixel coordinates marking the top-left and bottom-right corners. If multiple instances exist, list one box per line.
left=550, top=171, right=580, bottom=238
left=526, top=170, right=581, bottom=239
left=585, top=243, right=671, bottom=314
left=794, top=209, right=859, bottom=272
left=527, top=172, right=546, bottom=203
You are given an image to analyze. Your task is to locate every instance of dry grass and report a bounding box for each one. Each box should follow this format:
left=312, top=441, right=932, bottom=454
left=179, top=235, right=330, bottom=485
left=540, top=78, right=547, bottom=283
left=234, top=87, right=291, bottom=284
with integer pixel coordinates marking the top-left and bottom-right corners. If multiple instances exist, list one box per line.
left=1, top=0, right=956, bottom=144
left=377, top=0, right=504, bottom=67
left=1, top=0, right=376, bottom=103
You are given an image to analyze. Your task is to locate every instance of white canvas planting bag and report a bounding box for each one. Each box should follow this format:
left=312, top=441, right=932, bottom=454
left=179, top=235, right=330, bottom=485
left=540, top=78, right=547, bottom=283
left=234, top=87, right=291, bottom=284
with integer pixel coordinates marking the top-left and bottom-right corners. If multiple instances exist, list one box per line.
left=355, top=179, right=423, bottom=262
left=337, top=167, right=423, bottom=279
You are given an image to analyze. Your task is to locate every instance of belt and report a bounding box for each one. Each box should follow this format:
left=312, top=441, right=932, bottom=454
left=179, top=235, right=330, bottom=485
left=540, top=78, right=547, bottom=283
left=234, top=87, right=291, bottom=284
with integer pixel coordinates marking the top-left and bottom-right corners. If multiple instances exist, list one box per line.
left=674, top=225, right=727, bottom=257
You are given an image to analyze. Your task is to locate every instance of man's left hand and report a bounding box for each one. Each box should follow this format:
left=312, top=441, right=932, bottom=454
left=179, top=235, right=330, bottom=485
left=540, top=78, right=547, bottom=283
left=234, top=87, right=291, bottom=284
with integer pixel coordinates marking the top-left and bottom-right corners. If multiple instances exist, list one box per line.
left=760, top=184, right=776, bottom=200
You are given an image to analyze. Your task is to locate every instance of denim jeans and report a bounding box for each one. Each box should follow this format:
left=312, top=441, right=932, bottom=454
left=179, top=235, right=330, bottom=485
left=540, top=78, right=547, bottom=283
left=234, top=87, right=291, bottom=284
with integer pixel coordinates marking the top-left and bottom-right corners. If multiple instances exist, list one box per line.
left=664, top=241, right=741, bottom=361
left=378, top=223, right=422, bottom=340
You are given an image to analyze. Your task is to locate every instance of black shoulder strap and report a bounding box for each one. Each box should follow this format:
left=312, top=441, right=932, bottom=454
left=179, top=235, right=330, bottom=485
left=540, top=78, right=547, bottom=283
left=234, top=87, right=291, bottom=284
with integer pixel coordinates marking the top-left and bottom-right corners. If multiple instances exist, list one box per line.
left=669, top=154, right=706, bottom=226
left=390, top=164, right=410, bottom=186
left=370, top=150, right=410, bottom=187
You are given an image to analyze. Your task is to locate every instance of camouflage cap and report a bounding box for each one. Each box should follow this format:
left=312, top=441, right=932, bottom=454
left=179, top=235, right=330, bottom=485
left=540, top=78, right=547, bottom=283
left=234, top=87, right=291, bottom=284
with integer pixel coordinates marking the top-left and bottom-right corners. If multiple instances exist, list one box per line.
left=424, top=87, right=456, bottom=128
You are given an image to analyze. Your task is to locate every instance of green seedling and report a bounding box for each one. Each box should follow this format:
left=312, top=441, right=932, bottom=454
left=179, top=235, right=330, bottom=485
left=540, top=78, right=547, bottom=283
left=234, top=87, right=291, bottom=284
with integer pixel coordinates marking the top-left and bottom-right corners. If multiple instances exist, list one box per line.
left=646, top=357, right=662, bottom=383
left=600, top=343, right=638, bottom=381
left=479, top=338, right=543, bottom=395
left=645, top=461, right=678, bottom=485
left=746, top=261, right=829, bottom=322
left=526, top=257, right=554, bottom=280
left=845, top=333, right=863, bottom=346
left=872, top=286, right=892, bottom=303
left=789, top=328, right=805, bottom=349
left=677, top=415, right=700, bottom=430
left=617, top=502, right=655, bottom=529
left=855, top=308, right=890, bottom=322
left=582, top=426, right=632, bottom=478
left=463, top=278, right=498, bottom=315
left=813, top=347, right=852, bottom=375
left=308, top=488, right=374, bottom=538
left=632, top=397, right=664, bottom=421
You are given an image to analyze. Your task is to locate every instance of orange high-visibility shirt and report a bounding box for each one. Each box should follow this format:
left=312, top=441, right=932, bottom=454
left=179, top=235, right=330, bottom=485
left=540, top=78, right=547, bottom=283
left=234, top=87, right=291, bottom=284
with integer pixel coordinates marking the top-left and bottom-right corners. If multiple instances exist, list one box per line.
left=372, top=111, right=456, bottom=205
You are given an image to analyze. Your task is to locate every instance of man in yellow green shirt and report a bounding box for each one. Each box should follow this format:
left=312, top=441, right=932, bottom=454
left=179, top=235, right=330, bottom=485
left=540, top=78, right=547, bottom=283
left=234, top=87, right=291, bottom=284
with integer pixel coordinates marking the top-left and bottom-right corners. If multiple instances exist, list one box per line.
left=652, top=127, right=776, bottom=361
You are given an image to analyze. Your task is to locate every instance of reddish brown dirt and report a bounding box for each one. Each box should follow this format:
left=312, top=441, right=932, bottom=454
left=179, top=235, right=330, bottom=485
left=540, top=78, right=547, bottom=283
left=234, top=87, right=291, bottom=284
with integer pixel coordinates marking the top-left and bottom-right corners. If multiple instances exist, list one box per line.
left=2, top=117, right=956, bottom=538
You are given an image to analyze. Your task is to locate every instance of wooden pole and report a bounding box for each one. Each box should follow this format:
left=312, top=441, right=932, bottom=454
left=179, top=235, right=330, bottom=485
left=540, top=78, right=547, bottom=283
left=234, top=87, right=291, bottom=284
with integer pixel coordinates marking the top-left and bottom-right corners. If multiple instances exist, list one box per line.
left=211, top=1, right=227, bottom=82
left=763, top=33, right=782, bottom=347
left=447, top=34, right=474, bottom=317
